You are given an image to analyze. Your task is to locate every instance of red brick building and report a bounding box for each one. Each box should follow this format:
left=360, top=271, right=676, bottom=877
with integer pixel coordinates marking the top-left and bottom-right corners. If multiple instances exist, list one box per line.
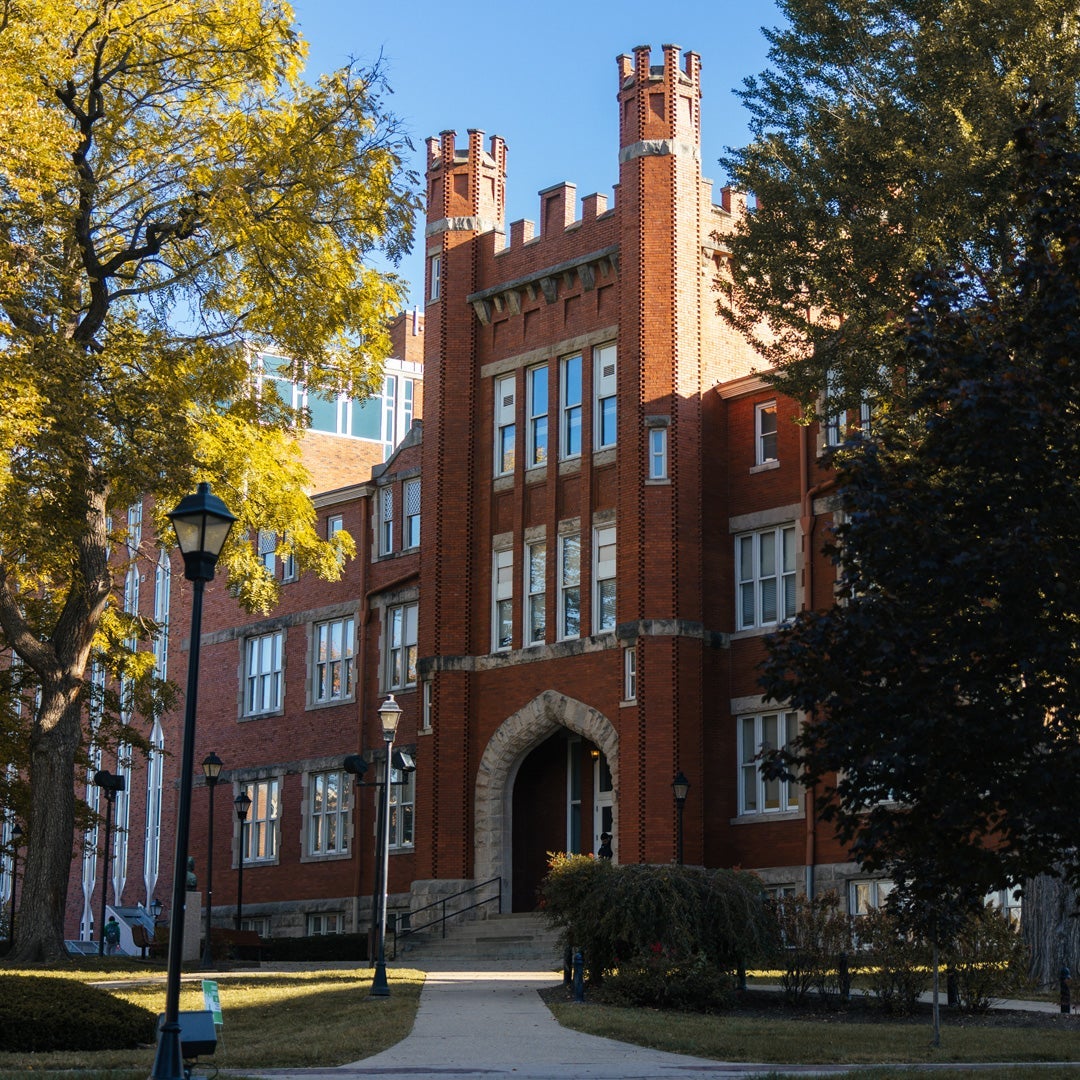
left=52, top=44, right=884, bottom=949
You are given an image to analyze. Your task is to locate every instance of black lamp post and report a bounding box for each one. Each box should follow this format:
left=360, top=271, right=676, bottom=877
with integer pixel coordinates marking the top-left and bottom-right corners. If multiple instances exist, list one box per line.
left=200, top=752, right=223, bottom=968
left=94, top=770, right=125, bottom=956
left=371, top=694, right=402, bottom=999
left=150, top=896, right=164, bottom=922
left=151, top=483, right=235, bottom=1080
left=672, top=770, right=690, bottom=866
left=8, top=822, right=22, bottom=947
left=234, top=790, right=251, bottom=931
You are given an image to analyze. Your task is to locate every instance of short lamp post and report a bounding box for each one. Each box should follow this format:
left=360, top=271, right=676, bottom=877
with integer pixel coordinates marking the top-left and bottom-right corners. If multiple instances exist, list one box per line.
left=94, top=770, right=125, bottom=956
left=150, top=897, right=164, bottom=923
left=370, top=694, right=402, bottom=999
left=8, top=822, right=23, bottom=947
left=200, top=752, right=223, bottom=969
left=234, top=790, right=251, bottom=931
left=672, top=771, right=690, bottom=866
left=150, top=483, right=236, bottom=1080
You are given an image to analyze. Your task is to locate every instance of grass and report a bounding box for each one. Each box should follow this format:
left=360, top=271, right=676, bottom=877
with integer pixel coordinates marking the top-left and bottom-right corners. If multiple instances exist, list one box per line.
left=0, top=964, right=423, bottom=1078
left=547, top=999, right=1080, bottom=1067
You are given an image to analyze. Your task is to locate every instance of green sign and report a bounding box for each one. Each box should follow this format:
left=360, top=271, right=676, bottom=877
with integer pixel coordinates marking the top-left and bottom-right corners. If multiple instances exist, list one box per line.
left=202, top=980, right=223, bottom=1026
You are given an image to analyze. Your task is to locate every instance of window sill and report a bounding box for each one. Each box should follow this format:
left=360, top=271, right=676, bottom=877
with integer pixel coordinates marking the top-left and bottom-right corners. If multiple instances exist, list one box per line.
left=299, top=850, right=352, bottom=865
left=619, top=698, right=637, bottom=708
left=558, top=457, right=582, bottom=476
left=593, top=447, right=616, bottom=466
left=389, top=846, right=415, bottom=856
left=645, top=477, right=670, bottom=486
left=240, top=709, right=284, bottom=723
left=306, top=696, right=357, bottom=713
left=730, top=810, right=805, bottom=825
left=749, top=459, right=780, bottom=474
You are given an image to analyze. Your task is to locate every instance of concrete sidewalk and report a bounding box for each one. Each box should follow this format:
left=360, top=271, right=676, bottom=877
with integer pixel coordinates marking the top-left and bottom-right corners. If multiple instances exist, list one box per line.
left=248, top=961, right=858, bottom=1080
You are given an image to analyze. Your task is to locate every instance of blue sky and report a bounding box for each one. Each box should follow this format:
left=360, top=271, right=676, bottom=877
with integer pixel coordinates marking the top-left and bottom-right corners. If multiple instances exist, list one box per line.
left=289, top=1, right=783, bottom=307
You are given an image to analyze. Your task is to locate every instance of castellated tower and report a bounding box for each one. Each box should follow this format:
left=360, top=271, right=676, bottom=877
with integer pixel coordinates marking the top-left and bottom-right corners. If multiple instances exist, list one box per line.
left=417, top=46, right=761, bottom=907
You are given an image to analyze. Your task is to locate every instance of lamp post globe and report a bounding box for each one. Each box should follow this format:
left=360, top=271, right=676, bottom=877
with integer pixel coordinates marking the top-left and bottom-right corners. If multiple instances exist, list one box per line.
left=150, top=484, right=234, bottom=1080
left=200, top=752, right=223, bottom=969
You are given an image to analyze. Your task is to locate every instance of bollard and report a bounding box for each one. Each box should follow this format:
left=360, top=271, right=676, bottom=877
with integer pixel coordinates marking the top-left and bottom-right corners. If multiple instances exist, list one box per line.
left=573, top=950, right=585, bottom=1003
left=1061, top=965, right=1072, bottom=1015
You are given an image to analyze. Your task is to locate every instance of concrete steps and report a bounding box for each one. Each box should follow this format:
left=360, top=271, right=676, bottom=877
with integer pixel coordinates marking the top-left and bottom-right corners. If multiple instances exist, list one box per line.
left=395, top=911, right=563, bottom=964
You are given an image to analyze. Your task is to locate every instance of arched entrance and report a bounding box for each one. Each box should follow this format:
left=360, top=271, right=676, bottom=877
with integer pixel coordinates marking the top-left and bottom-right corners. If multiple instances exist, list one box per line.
left=474, top=690, right=618, bottom=911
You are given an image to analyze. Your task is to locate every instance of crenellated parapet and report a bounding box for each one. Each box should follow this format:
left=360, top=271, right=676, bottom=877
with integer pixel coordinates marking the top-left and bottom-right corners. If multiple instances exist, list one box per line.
left=425, top=129, right=507, bottom=240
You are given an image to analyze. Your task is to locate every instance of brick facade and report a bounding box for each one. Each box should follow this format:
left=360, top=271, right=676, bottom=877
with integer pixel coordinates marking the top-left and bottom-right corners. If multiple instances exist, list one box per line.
left=58, top=44, right=867, bottom=948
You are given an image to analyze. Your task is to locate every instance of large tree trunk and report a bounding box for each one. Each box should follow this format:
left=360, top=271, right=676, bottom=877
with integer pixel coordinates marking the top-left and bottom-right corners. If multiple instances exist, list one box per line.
left=1022, top=874, right=1080, bottom=989
left=10, top=693, right=83, bottom=963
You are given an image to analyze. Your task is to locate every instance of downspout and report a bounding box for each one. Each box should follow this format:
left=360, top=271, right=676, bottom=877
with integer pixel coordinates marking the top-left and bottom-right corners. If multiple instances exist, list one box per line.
left=799, top=424, right=836, bottom=900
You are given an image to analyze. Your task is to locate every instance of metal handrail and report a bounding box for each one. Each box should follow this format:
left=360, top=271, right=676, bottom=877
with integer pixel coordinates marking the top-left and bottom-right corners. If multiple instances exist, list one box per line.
left=390, top=876, right=502, bottom=958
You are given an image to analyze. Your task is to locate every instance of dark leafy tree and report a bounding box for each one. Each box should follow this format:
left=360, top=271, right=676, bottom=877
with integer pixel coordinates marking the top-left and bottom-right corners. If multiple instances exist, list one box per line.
left=760, top=113, right=1080, bottom=947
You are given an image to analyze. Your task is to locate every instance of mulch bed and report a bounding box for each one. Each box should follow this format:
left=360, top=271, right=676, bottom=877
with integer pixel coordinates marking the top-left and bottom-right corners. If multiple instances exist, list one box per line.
left=539, top=982, right=1080, bottom=1030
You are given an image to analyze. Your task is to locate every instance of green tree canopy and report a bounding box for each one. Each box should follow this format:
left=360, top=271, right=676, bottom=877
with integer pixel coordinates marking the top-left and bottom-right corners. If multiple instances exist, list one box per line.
left=759, top=113, right=1080, bottom=939
left=0, top=0, right=418, bottom=959
left=723, top=0, right=1080, bottom=414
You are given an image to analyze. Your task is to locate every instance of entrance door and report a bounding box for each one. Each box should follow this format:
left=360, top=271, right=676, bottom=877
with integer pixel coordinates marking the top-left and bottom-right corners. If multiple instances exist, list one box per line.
left=593, top=752, right=613, bottom=857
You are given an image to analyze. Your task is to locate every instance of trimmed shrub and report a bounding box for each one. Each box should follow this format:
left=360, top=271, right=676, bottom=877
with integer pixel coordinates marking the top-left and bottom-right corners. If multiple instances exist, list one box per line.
left=943, top=907, right=1031, bottom=1012
left=539, top=854, right=775, bottom=1003
left=268, top=932, right=367, bottom=962
left=856, top=907, right=930, bottom=1013
left=0, top=975, right=157, bottom=1051
left=771, top=890, right=856, bottom=1004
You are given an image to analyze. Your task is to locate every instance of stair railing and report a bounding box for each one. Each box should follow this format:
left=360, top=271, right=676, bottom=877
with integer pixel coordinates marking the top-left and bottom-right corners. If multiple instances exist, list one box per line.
left=390, top=876, right=502, bottom=959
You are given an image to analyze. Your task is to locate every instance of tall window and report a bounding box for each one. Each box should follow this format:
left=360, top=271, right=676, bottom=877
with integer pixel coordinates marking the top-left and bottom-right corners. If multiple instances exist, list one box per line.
left=559, top=533, right=581, bottom=639
left=494, top=374, right=516, bottom=475
left=404, top=479, right=421, bottom=548
left=257, top=529, right=277, bottom=575
left=308, top=770, right=347, bottom=855
left=593, top=525, right=616, bottom=633
left=648, top=426, right=668, bottom=480
left=624, top=646, right=637, bottom=702
left=142, top=720, right=164, bottom=905
left=313, top=616, right=355, bottom=703
left=327, top=514, right=343, bottom=540
left=153, top=548, right=170, bottom=680
left=526, top=364, right=548, bottom=467
left=560, top=354, right=582, bottom=459
left=241, top=778, right=280, bottom=862
left=245, top=630, right=283, bottom=715
left=388, top=765, right=415, bottom=849
left=379, top=487, right=394, bottom=555
left=756, top=401, right=778, bottom=464
left=525, top=541, right=546, bottom=646
left=493, top=549, right=513, bottom=651
left=594, top=344, right=617, bottom=449
left=429, top=253, right=441, bottom=301
left=736, top=525, right=797, bottom=630
left=386, top=602, right=418, bottom=689
left=738, top=711, right=800, bottom=814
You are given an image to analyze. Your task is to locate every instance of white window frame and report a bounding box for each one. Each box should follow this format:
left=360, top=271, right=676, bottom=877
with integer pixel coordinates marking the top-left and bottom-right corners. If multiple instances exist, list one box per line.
left=526, top=364, right=548, bottom=468
left=593, top=344, right=617, bottom=450
left=153, top=548, right=171, bottom=679
left=327, top=514, right=344, bottom=540
left=312, top=616, right=355, bottom=703
left=558, top=532, right=581, bottom=640
left=494, top=374, right=516, bottom=476
left=738, top=711, right=801, bottom=815
left=851, top=879, right=894, bottom=918
left=560, top=354, right=583, bottom=459
left=257, top=529, right=277, bottom=576
left=388, top=764, right=415, bottom=850
left=404, top=478, right=421, bottom=549
left=756, top=400, right=779, bottom=464
left=308, top=911, right=346, bottom=935
left=378, top=487, right=394, bottom=556
left=525, top=540, right=546, bottom=646
left=736, top=524, right=797, bottom=630
left=429, top=253, right=441, bottom=302
left=386, top=602, right=418, bottom=690
left=493, top=548, right=513, bottom=652
left=307, top=769, right=348, bottom=856
left=648, top=426, right=668, bottom=480
left=245, top=630, right=284, bottom=716
left=623, top=646, right=637, bottom=702
left=241, top=778, right=281, bottom=863
left=593, top=525, right=616, bottom=633
left=422, top=680, right=433, bottom=730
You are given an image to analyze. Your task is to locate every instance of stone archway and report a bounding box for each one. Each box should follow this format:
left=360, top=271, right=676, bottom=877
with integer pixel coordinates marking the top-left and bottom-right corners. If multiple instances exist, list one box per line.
left=474, top=689, right=618, bottom=906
